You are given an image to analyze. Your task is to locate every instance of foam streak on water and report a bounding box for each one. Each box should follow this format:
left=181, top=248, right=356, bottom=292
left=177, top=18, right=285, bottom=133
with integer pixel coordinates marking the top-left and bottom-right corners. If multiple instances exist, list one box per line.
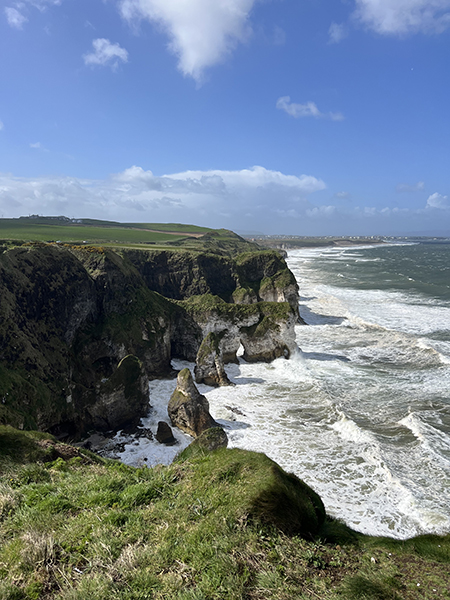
left=117, top=244, right=450, bottom=540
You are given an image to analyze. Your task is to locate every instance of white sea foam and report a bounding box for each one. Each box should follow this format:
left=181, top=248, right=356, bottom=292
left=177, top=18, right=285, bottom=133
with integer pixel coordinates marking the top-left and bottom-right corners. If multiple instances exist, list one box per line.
left=112, top=245, right=450, bottom=539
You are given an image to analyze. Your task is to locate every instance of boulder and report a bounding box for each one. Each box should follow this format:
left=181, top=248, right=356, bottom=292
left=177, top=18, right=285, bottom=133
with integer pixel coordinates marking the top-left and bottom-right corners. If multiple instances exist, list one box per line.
left=194, top=332, right=234, bottom=387
left=155, top=421, right=177, bottom=445
left=168, top=368, right=218, bottom=437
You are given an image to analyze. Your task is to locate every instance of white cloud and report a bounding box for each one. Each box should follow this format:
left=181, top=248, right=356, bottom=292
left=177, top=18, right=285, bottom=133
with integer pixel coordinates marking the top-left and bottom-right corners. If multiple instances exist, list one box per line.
left=29, top=142, right=49, bottom=152
left=306, top=205, right=336, bottom=218
left=4, top=0, right=62, bottom=29
left=22, top=0, right=62, bottom=10
left=426, top=192, right=449, bottom=209
left=118, top=0, right=257, bottom=81
left=83, top=38, right=129, bottom=70
left=2, top=168, right=450, bottom=235
left=276, top=96, right=344, bottom=121
left=353, top=0, right=450, bottom=36
left=4, top=7, right=28, bottom=29
left=335, top=191, right=351, bottom=199
left=0, top=166, right=326, bottom=229
left=396, top=181, right=425, bottom=193
left=328, top=22, right=348, bottom=43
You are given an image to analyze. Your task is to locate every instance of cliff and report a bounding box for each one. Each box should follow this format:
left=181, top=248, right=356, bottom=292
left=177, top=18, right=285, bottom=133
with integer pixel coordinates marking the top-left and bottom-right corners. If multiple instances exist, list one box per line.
left=0, top=244, right=179, bottom=436
left=0, top=239, right=300, bottom=437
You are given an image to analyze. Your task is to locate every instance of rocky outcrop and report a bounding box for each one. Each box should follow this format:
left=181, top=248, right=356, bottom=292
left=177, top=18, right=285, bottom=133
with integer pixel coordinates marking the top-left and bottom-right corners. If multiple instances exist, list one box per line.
left=234, top=251, right=300, bottom=317
left=194, top=332, right=234, bottom=387
left=182, top=295, right=298, bottom=369
left=240, top=310, right=298, bottom=363
left=0, top=239, right=300, bottom=438
left=168, top=369, right=218, bottom=437
left=87, top=355, right=149, bottom=431
left=0, top=244, right=178, bottom=436
left=121, top=248, right=300, bottom=317
left=155, top=421, right=177, bottom=445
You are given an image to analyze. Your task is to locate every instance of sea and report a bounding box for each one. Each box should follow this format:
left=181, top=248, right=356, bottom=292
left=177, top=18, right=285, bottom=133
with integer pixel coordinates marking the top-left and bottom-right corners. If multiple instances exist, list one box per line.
left=114, top=242, right=450, bottom=540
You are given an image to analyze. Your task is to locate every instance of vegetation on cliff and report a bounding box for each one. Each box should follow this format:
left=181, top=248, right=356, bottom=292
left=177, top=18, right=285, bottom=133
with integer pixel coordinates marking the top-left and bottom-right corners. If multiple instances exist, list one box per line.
left=0, top=226, right=299, bottom=437
left=0, top=428, right=449, bottom=600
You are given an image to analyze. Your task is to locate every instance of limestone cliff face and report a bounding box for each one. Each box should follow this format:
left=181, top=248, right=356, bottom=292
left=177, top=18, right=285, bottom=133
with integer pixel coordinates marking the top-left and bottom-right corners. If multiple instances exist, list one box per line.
left=181, top=295, right=298, bottom=370
left=121, top=248, right=300, bottom=316
left=233, top=251, right=300, bottom=317
left=0, top=241, right=300, bottom=437
left=122, top=250, right=239, bottom=301
left=0, top=244, right=177, bottom=436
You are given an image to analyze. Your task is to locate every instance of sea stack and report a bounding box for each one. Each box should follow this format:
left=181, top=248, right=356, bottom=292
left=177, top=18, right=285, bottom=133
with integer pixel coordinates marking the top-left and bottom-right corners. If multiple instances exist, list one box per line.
left=168, top=368, right=218, bottom=437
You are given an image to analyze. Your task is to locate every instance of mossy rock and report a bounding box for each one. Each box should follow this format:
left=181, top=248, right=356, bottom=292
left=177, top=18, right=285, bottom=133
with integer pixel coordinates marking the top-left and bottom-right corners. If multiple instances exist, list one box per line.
left=177, top=447, right=326, bottom=538
left=177, top=427, right=228, bottom=459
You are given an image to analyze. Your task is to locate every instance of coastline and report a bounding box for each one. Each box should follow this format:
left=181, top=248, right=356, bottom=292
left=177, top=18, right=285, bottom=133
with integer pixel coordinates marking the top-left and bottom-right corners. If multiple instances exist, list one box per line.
left=101, top=243, right=450, bottom=540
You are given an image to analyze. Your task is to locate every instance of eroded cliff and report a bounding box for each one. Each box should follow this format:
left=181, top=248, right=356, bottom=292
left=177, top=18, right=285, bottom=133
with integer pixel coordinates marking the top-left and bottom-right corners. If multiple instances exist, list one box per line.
left=0, top=239, right=300, bottom=437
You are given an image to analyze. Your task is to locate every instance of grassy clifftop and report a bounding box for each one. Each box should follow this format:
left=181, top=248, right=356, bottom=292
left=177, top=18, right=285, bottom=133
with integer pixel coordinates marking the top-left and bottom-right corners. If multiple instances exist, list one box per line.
left=0, top=218, right=257, bottom=255
left=0, top=428, right=449, bottom=600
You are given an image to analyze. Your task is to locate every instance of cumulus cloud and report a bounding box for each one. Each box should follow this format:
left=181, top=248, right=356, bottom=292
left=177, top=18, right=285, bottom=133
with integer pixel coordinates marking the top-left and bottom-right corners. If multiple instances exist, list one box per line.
left=83, top=38, right=129, bottom=70
left=0, top=166, right=326, bottom=229
left=396, top=181, right=425, bottom=193
left=335, top=191, right=351, bottom=199
left=3, top=167, right=449, bottom=235
left=426, top=192, right=449, bottom=209
left=353, top=0, right=450, bottom=36
left=306, top=205, right=336, bottom=218
left=276, top=96, right=344, bottom=121
left=4, top=7, right=28, bottom=29
left=4, top=0, right=62, bottom=29
left=328, top=22, right=348, bottom=43
left=118, top=0, right=256, bottom=81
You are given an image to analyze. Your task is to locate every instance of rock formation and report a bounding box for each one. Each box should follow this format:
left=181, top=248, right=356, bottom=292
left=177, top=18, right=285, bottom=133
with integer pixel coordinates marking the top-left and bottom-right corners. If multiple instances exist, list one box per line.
left=87, top=355, right=149, bottom=431
left=0, top=238, right=301, bottom=438
left=168, top=369, right=218, bottom=437
left=0, top=244, right=176, bottom=436
left=155, top=421, right=177, bottom=445
left=183, top=295, right=298, bottom=370
left=194, top=332, right=234, bottom=387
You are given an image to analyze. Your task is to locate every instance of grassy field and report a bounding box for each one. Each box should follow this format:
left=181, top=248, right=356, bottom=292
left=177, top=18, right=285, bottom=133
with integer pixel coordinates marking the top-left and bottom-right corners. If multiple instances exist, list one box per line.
left=0, top=427, right=449, bottom=600
left=0, top=218, right=212, bottom=245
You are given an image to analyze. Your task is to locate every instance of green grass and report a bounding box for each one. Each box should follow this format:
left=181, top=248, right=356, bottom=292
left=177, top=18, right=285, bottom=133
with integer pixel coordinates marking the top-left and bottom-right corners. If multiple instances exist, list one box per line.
left=0, top=223, right=188, bottom=244
left=0, top=428, right=449, bottom=600
left=0, top=219, right=259, bottom=256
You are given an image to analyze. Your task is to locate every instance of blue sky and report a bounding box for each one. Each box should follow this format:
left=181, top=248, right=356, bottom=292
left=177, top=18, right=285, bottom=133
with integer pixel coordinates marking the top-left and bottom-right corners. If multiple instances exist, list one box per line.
left=1, top=0, right=450, bottom=236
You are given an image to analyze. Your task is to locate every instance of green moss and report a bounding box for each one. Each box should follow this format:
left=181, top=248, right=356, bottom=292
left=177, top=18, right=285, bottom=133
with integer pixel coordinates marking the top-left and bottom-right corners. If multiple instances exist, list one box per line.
left=176, top=427, right=228, bottom=459
left=196, top=331, right=227, bottom=363
left=180, top=294, right=293, bottom=324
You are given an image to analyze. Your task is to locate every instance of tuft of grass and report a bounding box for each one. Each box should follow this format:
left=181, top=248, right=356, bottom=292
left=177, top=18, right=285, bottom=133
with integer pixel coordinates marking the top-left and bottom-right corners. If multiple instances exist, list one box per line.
left=1, top=426, right=449, bottom=599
